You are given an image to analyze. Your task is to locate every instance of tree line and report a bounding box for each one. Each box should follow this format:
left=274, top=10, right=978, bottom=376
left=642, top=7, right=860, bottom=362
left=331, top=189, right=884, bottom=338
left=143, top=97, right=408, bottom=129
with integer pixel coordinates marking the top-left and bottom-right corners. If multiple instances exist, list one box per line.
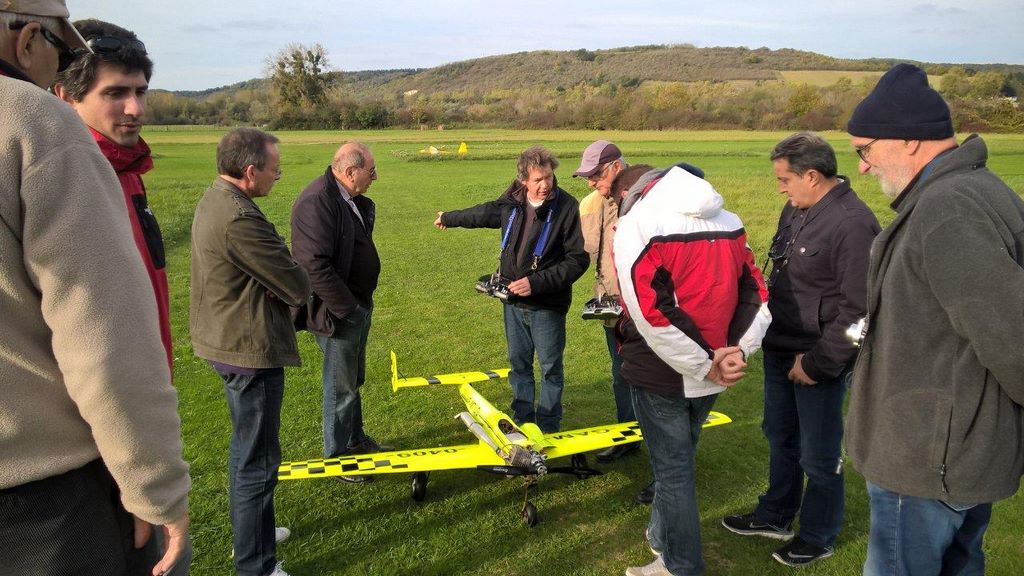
left=146, top=44, right=1024, bottom=133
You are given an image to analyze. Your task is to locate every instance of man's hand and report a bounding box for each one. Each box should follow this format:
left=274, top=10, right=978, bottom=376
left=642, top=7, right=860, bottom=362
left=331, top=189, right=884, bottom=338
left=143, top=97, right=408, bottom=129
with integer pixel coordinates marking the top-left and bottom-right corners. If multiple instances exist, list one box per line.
left=507, top=277, right=532, bottom=297
left=433, top=211, right=446, bottom=230
left=143, top=513, right=189, bottom=576
left=707, top=346, right=746, bottom=387
left=788, top=353, right=817, bottom=385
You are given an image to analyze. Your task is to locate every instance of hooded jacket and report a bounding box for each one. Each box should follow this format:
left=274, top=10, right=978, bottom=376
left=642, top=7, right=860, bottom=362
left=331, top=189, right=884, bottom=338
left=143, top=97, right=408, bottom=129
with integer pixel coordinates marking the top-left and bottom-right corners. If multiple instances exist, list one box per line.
left=845, top=135, right=1024, bottom=503
left=614, top=166, right=771, bottom=398
left=440, top=178, right=588, bottom=313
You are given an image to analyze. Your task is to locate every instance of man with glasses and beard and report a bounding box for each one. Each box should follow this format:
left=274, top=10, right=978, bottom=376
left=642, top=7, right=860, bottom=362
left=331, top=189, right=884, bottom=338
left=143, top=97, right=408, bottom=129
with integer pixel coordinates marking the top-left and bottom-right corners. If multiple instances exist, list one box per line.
left=721, top=132, right=878, bottom=567
left=1, top=2, right=190, bottom=574
left=845, top=63, right=1024, bottom=575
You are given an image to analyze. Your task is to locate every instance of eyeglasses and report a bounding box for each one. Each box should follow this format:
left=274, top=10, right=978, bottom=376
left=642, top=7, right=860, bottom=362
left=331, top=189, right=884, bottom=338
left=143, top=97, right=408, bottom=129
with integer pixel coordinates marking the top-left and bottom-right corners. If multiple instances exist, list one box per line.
left=85, top=36, right=147, bottom=54
left=9, top=21, right=77, bottom=72
left=587, top=162, right=612, bottom=182
left=364, top=165, right=377, bottom=178
left=854, top=138, right=880, bottom=162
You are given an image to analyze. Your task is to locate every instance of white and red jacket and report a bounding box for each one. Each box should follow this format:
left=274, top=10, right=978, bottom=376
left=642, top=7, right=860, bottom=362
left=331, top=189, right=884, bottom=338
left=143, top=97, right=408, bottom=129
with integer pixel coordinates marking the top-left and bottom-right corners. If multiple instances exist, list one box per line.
left=613, top=166, right=770, bottom=398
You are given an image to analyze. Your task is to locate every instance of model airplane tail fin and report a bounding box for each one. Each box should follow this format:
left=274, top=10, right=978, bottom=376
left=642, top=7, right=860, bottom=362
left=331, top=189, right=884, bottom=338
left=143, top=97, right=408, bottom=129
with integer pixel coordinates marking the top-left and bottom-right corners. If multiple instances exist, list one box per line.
left=391, top=350, right=510, bottom=392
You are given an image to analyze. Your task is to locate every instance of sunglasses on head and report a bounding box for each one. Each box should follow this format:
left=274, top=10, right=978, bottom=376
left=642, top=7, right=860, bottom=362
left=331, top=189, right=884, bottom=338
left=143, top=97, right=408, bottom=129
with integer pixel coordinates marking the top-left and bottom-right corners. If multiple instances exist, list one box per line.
left=8, top=21, right=77, bottom=72
left=86, top=35, right=147, bottom=54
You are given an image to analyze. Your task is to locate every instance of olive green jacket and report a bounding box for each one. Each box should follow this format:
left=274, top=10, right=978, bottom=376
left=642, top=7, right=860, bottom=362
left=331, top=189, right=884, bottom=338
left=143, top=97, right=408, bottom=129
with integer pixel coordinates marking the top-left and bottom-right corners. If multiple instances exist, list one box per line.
left=190, top=178, right=310, bottom=368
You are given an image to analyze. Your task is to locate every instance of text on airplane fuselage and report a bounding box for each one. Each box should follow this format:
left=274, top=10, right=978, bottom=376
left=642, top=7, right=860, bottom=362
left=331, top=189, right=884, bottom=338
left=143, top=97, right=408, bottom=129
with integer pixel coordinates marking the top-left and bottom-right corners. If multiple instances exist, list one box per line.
left=548, top=429, right=612, bottom=439
left=395, top=448, right=461, bottom=457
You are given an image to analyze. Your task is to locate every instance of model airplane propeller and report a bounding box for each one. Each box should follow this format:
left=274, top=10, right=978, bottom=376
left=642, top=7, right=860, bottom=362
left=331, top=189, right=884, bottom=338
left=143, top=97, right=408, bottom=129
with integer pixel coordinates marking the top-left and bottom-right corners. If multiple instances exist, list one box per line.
left=278, top=351, right=732, bottom=526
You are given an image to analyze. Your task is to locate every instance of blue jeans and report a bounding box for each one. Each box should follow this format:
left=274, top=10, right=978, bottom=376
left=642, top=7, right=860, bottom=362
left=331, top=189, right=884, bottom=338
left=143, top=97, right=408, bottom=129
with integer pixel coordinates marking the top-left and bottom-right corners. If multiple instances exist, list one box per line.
left=632, top=387, right=717, bottom=576
left=220, top=367, right=284, bottom=576
left=754, top=352, right=847, bottom=547
left=864, top=481, right=990, bottom=576
left=317, top=309, right=372, bottom=458
left=604, top=324, right=633, bottom=422
left=503, top=304, right=566, bottom=433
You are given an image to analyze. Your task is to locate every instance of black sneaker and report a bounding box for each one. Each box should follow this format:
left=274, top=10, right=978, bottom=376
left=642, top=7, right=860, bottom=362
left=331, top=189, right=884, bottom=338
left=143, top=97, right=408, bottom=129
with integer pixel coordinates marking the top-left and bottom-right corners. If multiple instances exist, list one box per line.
left=635, top=480, right=655, bottom=505
left=772, top=536, right=834, bottom=567
left=346, top=435, right=395, bottom=455
left=721, top=512, right=794, bottom=540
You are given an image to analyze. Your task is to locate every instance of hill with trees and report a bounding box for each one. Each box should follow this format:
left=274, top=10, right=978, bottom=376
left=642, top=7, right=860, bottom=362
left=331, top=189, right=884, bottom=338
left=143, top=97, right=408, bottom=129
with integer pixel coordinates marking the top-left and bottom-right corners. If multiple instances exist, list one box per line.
left=146, top=44, right=1024, bottom=133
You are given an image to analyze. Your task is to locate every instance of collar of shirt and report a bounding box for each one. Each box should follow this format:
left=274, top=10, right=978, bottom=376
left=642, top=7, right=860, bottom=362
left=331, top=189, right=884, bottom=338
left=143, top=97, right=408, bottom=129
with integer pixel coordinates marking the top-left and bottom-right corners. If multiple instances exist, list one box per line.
left=334, top=177, right=365, bottom=227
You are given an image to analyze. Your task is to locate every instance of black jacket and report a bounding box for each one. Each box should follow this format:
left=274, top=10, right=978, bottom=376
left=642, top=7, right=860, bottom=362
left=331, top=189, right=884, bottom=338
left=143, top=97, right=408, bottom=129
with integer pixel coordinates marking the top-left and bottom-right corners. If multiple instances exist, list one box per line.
left=762, top=179, right=880, bottom=381
left=441, top=179, right=588, bottom=313
left=291, top=166, right=380, bottom=336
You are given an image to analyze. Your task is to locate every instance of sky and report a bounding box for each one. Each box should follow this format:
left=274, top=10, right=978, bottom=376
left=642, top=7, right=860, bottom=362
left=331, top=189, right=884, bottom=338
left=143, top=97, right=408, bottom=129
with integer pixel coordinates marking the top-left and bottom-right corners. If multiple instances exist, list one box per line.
left=71, top=0, right=1024, bottom=92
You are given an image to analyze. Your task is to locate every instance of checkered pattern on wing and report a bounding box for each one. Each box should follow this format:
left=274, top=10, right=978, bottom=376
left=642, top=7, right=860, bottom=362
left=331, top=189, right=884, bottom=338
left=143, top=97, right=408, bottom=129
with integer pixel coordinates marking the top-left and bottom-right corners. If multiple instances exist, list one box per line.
left=278, top=455, right=409, bottom=479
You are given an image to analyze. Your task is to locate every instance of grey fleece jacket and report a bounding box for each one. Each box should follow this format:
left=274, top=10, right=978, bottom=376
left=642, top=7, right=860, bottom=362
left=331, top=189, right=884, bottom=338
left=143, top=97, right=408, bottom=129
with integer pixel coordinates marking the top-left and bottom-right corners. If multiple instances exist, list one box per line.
left=845, top=135, right=1024, bottom=504
left=0, top=76, right=189, bottom=524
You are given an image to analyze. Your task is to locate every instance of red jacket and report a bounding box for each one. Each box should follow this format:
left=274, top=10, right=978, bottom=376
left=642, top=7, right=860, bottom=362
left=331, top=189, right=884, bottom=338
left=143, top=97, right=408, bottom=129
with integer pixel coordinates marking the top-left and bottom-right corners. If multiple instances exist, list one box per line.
left=613, top=167, right=771, bottom=398
left=92, top=128, right=172, bottom=371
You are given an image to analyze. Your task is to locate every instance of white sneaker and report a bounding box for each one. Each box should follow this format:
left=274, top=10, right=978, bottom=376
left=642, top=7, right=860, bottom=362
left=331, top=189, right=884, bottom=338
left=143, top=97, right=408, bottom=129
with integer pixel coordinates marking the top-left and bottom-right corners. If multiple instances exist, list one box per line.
left=231, top=527, right=292, bottom=558
left=268, top=562, right=290, bottom=576
left=625, top=555, right=671, bottom=576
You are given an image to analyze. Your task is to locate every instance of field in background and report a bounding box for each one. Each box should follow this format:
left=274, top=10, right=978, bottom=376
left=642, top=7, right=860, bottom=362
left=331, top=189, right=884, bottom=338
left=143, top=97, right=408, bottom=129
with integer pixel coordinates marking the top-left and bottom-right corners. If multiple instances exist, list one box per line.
left=144, top=129, right=1024, bottom=575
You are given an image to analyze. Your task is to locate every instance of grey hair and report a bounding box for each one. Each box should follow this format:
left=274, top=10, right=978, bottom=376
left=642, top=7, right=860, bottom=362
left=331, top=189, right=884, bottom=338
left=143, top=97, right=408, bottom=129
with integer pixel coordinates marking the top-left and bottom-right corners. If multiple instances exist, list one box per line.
left=0, top=11, right=63, bottom=44
left=331, top=142, right=370, bottom=172
left=516, top=146, right=559, bottom=181
left=217, top=128, right=280, bottom=179
left=770, top=132, right=837, bottom=178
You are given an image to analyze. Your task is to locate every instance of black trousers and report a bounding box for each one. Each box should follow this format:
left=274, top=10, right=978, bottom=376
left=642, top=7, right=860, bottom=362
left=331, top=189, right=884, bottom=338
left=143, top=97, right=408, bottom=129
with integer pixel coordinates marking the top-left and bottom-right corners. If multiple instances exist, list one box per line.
left=0, top=459, right=160, bottom=576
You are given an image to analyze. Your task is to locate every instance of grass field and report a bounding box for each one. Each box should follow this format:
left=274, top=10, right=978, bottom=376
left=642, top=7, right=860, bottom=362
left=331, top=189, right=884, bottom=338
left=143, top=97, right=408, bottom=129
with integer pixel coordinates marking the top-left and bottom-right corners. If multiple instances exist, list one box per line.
left=143, top=129, right=1024, bottom=575
left=777, top=71, right=944, bottom=87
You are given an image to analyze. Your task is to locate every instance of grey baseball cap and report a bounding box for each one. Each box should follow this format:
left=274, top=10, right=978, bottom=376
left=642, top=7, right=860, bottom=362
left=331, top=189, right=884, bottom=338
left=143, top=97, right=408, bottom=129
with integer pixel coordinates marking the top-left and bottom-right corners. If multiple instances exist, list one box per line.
left=573, top=140, right=622, bottom=177
left=1, top=0, right=90, bottom=50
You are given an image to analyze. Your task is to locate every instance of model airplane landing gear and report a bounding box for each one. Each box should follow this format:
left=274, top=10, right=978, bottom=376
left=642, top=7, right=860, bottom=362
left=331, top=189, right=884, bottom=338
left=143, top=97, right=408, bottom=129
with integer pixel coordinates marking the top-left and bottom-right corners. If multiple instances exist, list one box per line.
left=547, top=453, right=603, bottom=479
left=411, top=472, right=429, bottom=502
left=520, top=478, right=539, bottom=527
left=520, top=501, right=538, bottom=527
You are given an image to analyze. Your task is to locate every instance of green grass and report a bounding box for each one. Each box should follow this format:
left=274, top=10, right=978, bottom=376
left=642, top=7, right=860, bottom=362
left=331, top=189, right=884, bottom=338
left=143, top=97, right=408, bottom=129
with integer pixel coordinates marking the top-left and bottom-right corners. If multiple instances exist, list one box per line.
left=144, top=129, right=1024, bottom=575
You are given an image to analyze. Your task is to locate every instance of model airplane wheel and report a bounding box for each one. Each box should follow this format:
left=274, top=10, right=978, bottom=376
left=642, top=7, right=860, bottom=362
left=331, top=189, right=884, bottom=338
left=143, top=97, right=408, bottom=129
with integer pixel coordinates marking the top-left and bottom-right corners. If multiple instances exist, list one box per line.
left=521, top=501, right=538, bottom=527
left=411, top=472, right=428, bottom=502
left=572, top=454, right=589, bottom=478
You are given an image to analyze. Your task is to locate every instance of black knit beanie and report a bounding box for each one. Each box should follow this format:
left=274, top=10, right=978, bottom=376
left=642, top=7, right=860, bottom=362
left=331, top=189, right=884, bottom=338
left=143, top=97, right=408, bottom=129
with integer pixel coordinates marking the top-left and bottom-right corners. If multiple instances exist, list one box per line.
left=847, top=63, right=953, bottom=140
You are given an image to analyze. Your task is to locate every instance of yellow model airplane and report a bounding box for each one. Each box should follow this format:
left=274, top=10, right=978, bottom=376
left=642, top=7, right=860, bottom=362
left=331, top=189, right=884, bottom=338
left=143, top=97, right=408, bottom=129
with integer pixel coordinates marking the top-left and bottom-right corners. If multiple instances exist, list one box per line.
left=278, top=351, right=732, bottom=526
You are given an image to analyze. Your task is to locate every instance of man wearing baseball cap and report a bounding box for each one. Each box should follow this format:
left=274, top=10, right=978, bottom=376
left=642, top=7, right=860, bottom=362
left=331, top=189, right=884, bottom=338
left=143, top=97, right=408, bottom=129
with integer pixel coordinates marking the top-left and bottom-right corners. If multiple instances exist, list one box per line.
left=574, top=141, right=635, bottom=457
left=0, top=2, right=191, bottom=574
left=845, top=63, right=1024, bottom=575
left=0, top=0, right=87, bottom=85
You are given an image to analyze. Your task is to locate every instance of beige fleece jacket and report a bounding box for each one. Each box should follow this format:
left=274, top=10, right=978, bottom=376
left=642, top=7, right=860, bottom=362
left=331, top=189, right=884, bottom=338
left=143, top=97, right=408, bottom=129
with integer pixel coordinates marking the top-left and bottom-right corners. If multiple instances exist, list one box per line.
left=0, top=76, right=189, bottom=524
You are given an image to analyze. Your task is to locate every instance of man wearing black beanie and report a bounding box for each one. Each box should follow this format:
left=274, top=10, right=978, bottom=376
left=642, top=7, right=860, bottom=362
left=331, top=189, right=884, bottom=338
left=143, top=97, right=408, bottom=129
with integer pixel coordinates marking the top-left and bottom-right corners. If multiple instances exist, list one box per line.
left=845, top=63, right=1024, bottom=575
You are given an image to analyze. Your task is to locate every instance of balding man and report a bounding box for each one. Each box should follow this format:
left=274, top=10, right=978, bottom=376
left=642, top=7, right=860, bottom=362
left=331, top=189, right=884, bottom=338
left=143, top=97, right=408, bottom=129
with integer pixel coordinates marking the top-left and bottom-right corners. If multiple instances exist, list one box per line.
left=1, top=1, right=190, bottom=574
left=292, top=142, right=393, bottom=480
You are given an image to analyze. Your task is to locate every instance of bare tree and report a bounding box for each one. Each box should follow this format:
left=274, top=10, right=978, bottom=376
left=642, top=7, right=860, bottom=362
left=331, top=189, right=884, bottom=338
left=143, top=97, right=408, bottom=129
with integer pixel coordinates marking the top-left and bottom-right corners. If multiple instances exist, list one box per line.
left=268, top=43, right=331, bottom=108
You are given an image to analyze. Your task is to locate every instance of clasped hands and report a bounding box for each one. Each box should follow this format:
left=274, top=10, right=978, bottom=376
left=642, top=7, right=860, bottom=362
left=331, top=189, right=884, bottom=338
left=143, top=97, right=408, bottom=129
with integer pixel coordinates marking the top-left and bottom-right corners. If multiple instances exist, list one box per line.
left=706, top=346, right=747, bottom=387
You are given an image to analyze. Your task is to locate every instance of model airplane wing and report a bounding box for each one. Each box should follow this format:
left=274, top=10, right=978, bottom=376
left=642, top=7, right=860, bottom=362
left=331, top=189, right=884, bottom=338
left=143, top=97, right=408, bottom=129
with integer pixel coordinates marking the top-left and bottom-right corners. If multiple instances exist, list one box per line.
left=541, top=411, right=732, bottom=460
left=391, top=350, right=509, bottom=391
left=279, top=442, right=505, bottom=480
